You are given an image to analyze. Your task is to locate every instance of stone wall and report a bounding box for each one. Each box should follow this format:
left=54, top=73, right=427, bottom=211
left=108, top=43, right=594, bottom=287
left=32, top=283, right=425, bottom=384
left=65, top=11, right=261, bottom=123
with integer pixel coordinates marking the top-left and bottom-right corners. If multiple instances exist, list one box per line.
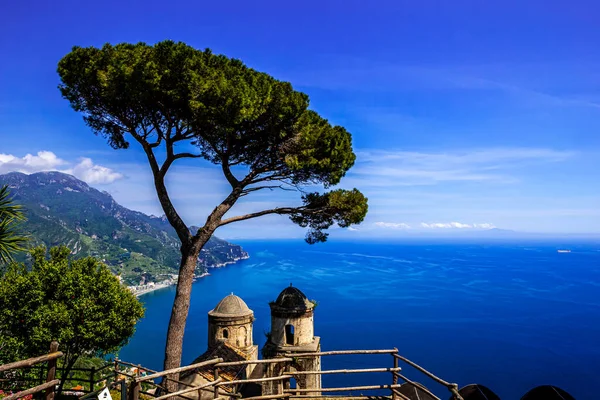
left=270, top=311, right=314, bottom=346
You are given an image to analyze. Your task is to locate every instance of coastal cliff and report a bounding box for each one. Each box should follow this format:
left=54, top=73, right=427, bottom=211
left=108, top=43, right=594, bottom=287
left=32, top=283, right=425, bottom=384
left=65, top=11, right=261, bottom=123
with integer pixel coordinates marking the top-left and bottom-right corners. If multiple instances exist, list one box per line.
left=0, top=171, right=249, bottom=286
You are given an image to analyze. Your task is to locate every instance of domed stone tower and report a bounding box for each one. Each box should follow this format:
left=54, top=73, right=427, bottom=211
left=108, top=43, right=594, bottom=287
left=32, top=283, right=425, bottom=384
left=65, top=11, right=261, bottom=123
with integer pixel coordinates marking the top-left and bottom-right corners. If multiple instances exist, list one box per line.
left=178, top=293, right=259, bottom=399
left=208, top=293, right=256, bottom=353
left=269, top=285, right=317, bottom=347
left=262, top=285, right=321, bottom=396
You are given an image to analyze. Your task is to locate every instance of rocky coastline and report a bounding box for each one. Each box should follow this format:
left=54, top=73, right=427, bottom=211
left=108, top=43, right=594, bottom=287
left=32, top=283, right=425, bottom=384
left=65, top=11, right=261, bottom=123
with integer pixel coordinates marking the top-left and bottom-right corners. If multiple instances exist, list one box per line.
left=207, top=253, right=250, bottom=268
left=130, top=254, right=250, bottom=297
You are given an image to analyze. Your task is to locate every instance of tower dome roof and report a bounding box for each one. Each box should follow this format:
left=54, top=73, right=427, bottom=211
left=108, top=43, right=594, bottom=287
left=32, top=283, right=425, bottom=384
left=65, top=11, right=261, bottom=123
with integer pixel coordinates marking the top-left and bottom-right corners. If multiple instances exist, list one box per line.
left=273, top=285, right=314, bottom=310
left=209, top=293, right=253, bottom=317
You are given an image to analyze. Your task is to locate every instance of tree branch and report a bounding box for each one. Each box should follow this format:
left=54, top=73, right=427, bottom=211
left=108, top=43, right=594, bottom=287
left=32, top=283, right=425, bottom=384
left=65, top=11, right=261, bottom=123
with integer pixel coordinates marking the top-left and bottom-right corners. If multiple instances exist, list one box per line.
left=247, top=172, right=290, bottom=185
left=129, top=131, right=193, bottom=247
left=174, top=152, right=203, bottom=160
left=240, top=184, right=298, bottom=196
left=148, top=136, right=162, bottom=148
left=159, top=152, right=203, bottom=177
left=149, top=113, right=168, bottom=141
left=221, top=158, right=239, bottom=188
left=218, top=207, right=304, bottom=227
left=157, top=119, right=201, bottom=177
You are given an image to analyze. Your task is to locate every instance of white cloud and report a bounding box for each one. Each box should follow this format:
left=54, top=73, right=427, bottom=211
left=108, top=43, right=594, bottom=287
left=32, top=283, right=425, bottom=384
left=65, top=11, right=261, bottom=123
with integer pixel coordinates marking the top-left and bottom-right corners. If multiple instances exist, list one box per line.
left=282, top=59, right=600, bottom=109
left=420, top=222, right=496, bottom=229
left=374, top=221, right=495, bottom=230
left=374, top=222, right=411, bottom=229
left=348, top=147, right=574, bottom=187
left=0, top=151, right=123, bottom=185
left=358, top=148, right=573, bottom=165
left=472, top=223, right=496, bottom=229
left=64, top=158, right=123, bottom=184
left=347, top=227, right=359, bottom=231
left=0, top=151, right=67, bottom=174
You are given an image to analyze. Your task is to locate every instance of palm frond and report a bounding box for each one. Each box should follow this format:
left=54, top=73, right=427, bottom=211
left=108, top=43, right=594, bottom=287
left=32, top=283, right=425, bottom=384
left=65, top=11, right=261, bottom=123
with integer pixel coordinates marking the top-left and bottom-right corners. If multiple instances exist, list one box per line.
left=0, top=185, right=25, bottom=221
left=0, top=185, right=29, bottom=264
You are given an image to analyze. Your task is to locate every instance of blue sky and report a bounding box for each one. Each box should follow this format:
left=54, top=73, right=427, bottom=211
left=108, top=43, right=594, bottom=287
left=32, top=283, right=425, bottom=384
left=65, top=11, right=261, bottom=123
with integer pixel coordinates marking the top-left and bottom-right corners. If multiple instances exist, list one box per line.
left=1, top=0, right=599, bottom=237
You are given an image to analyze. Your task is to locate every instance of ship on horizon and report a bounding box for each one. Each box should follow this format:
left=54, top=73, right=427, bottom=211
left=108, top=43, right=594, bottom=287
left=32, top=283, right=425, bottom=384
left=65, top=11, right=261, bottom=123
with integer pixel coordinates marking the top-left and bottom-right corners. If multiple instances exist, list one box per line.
left=557, top=249, right=571, bottom=253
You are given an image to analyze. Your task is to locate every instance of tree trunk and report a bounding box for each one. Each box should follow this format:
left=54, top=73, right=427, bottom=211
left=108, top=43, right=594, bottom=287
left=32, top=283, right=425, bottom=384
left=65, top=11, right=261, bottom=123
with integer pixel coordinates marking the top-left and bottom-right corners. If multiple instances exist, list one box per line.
left=162, top=235, right=211, bottom=393
left=56, top=354, right=78, bottom=396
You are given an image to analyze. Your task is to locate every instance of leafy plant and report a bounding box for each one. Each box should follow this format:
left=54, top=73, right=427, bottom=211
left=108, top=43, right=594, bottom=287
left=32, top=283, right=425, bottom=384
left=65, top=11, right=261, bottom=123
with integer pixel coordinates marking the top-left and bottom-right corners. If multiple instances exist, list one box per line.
left=0, top=246, right=145, bottom=395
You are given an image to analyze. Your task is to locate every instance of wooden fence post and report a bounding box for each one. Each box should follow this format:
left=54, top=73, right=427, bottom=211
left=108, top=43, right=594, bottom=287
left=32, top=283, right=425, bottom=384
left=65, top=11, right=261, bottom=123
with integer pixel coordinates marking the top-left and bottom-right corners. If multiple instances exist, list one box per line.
left=45, top=341, right=59, bottom=400
left=213, top=368, right=219, bottom=399
left=90, top=366, right=96, bottom=393
left=127, top=364, right=141, bottom=400
left=120, top=379, right=127, bottom=400
left=114, top=357, right=119, bottom=382
left=392, top=349, right=399, bottom=400
left=128, top=380, right=140, bottom=400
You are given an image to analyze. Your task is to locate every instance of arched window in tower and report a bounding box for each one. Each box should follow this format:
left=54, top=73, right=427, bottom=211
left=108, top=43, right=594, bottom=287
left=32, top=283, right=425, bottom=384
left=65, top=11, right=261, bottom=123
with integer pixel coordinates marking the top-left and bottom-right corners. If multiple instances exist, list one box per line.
left=240, top=326, right=248, bottom=347
left=222, top=328, right=229, bottom=339
left=285, top=324, right=295, bottom=345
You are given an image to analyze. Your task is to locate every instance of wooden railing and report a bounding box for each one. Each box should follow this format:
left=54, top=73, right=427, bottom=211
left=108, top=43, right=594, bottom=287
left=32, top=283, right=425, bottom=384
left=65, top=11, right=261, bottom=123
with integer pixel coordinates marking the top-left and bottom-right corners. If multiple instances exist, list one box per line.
left=0, top=342, right=63, bottom=400
left=122, top=348, right=464, bottom=400
left=1, top=363, right=116, bottom=394
left=114, top=358, right=239, bottom=400
left=1, top=346, right=463, bottom=400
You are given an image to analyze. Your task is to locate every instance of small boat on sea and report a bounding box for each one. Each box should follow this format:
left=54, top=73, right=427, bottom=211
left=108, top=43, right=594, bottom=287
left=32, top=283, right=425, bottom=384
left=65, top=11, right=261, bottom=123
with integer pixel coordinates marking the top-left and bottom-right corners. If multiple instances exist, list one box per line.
left=557, top=249, right=571, bottom=253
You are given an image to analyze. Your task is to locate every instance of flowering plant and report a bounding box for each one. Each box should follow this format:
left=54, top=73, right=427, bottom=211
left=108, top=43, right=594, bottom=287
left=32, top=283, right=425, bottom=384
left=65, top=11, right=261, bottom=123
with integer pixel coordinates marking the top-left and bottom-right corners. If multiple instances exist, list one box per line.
left=0, top=389, right=33, bottom=400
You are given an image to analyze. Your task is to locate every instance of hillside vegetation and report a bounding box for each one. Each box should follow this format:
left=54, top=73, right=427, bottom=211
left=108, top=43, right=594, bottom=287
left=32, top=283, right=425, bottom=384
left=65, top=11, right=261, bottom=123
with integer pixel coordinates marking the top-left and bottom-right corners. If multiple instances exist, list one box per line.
left=0, top=171, right=248, bottom=285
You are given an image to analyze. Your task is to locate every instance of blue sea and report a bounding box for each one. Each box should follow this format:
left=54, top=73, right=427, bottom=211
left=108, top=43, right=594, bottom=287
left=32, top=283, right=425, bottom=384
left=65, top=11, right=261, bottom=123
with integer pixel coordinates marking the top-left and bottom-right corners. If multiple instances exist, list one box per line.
left=119, top=240, right=600, bottom=399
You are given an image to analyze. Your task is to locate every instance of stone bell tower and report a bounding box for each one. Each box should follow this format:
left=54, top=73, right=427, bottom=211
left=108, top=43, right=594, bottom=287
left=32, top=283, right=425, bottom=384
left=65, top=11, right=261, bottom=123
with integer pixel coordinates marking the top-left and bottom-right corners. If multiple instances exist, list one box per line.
left=208, top=293, right=258, bottom=376
left=262, top=285, right=321, bottom=396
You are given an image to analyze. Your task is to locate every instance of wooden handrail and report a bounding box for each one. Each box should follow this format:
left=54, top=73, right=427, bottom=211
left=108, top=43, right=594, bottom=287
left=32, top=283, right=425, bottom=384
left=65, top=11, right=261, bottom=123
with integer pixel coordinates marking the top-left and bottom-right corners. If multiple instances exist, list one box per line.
left=285, top=349, right=397, bottom=358
left=94, top=349, right=461, bottom=400
left=390, top=390, right=412, bottom=400
left=284, top=367, right=401, bottom=375
left=216, top=358, right=293, bottom=367
left=116, top=360, right=156, bottom=371
left=136, top=358, right=223, bottom=383
left=0, top=352, right=63, bottom=373
left=2, top=379, right=60, bottom=400
left=115, top=371, right=137, bottom=379
left=448, top=385, right=463, bottom=400
left=392, top=354, right=463, bottom=400
left=392, top=354, right=450, bottom=387
left=113, top=362, right=238, bottom=399
left=293, top=397, right=407, bottom=399
left=284, top=384, right=403, bottom=393
left=114, top=361, right=197, bottom=390
left=153, top=378, right=223, bottom=400
left=217, top=375, right=292, bottom=386
left=395, top=372, right=441, bottom=400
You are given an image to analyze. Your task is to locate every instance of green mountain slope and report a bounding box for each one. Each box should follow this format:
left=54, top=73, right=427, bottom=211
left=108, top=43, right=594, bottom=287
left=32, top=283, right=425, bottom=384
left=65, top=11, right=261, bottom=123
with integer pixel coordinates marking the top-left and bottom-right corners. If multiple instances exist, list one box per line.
left=0, top=171, right=248, bottom=285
